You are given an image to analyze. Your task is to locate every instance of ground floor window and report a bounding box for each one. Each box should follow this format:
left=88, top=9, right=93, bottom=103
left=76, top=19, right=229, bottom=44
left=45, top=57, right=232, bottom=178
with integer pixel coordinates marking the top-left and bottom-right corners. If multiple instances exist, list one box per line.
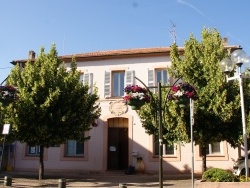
left=154, top=139, right=175, bottom=156
left=65, top=140, right=84, bottom=157
left=27, top=146, right=40, bottom=156
left=195, top=141, right=228, bottom=161
left=206, top=142, right=221, bottom=155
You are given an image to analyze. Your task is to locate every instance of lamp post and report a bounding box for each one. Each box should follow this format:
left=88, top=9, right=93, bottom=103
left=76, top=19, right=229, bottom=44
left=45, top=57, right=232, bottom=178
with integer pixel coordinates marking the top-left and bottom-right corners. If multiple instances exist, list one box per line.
left=220, top=49, right=250, bottom=177
left=190, top=99, right=194, bottom=188
left=134, top=77, right=164, bottom=188
left=157, top=82, right=164, bottom=188
left=134, top=76, right=184, bottom=188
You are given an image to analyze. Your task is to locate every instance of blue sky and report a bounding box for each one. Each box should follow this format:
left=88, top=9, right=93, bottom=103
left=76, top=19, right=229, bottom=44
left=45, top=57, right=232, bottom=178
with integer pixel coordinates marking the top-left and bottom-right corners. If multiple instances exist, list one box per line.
left=1, top=0, right=250, bottom=83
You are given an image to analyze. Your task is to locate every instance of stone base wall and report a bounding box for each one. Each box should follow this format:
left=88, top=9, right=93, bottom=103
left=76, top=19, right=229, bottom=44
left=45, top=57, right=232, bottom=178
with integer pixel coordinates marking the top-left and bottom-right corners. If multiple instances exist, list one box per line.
left=195, top=180, right=250, bottom=188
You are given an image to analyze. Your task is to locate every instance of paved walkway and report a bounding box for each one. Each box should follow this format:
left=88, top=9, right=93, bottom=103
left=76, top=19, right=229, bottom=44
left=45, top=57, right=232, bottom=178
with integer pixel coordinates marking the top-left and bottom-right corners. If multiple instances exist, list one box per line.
left=0, top=171, right=201, bottom=187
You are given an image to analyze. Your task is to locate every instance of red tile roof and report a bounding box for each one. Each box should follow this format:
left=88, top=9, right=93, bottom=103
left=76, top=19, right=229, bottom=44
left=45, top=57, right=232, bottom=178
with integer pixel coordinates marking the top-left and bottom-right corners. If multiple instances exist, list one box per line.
left=61, top=47, right=186, bottom=62
left=11, top=47, right=183, bottom=64
left=10, top=46, right=240, bottom=64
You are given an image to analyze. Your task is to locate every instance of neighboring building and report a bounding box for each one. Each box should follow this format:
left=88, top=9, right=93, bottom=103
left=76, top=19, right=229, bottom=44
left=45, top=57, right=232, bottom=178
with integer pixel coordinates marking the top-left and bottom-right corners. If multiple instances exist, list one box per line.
left=6, top=46, right=242, bottom=175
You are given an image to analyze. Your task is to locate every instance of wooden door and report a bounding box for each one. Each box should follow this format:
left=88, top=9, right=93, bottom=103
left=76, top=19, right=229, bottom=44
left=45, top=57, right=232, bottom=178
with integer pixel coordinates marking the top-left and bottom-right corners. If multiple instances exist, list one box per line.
left=107, top=126, right=128, bottom=170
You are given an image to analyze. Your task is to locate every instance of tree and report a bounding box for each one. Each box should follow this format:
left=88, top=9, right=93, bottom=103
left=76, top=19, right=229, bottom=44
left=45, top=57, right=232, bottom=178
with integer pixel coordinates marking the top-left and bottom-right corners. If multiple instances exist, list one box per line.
left=139, top=28, right=248, bottom=173
left=3, top=44, right=101, bottom=179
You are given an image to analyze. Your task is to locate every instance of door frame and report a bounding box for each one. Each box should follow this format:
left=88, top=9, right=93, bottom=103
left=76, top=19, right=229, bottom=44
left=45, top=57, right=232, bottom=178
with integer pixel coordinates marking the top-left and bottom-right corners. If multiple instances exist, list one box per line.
left=103, top=114, right=133, bottom=171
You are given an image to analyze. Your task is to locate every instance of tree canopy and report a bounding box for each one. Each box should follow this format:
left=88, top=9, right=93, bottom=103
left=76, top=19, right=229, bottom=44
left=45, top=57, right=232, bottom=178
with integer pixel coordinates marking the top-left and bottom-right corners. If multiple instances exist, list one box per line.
left=2, top=44, right=101, bottom=178
left=138, top=28, right=250, bottom=171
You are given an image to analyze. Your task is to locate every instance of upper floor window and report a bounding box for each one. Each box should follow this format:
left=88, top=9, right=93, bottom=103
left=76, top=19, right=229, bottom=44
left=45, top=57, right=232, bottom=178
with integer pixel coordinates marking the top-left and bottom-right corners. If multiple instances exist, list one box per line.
left=112, top=71, right=125, bottom=97
left=80, top=72, right=93, bottom=94
left=80, top=72, right=84, bottom=82
left=65, top=140, right=84, bottom=157
left=156, top=69, right=168, bottom=85
left=148, top=68, right=168, bottom=93
left=104, top=70, right=135, bottom=98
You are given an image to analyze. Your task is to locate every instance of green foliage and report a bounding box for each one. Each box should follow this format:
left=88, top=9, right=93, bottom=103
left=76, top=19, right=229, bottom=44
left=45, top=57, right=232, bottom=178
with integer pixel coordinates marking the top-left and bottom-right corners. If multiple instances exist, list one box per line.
left=138, top=83, right=190, bottom=144
left=202, top=168, right=236, bottom=182
left=3, top=44, right=101, bottom=147
left=237, top=176, right=250, bottom=182
left=170, top=28, right=243, bottom=147
left=138, top=28, right=244, bottom=148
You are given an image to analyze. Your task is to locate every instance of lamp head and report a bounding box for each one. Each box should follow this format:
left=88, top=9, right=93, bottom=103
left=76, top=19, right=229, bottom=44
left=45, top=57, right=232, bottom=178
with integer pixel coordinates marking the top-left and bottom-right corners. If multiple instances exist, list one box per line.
left=219, top=57, right=234, bottom=74
left=231, top=49, right=247, bottom=66
left=243, top=56, right=250, bottom=71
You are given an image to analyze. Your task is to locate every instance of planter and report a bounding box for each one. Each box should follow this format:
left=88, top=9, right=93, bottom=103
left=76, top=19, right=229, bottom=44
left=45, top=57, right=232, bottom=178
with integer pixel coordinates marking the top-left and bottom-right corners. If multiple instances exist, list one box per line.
left=0, top=97, right=15, bottom=106
left=176, top=97, right=189, bottom=108
left=135, top=157, right=145, bottom=173
left=195, top=180, right=250, bottom=188
left=0, top=85, right=17, bottom=106
left=127, top=99, right=145, bottom=110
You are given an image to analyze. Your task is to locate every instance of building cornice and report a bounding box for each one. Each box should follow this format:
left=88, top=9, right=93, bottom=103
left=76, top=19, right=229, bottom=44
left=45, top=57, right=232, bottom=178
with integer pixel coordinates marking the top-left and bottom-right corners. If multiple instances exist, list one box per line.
left=10, top=45, right=240, bottom=65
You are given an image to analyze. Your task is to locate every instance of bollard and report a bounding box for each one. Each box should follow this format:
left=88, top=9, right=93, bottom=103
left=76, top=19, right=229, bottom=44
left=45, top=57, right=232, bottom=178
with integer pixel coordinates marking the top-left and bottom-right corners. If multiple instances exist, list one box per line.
left=4, top=176, right=12, bottom=186
left=119, top=183, right=127, bottom=188
left=58, top=178, right=66, bottom=188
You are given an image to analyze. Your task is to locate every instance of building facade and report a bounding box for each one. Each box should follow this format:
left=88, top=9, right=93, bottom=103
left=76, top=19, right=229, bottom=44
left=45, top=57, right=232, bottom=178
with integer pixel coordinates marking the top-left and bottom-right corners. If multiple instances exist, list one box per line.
left=6, top=46, right=242, bottom=175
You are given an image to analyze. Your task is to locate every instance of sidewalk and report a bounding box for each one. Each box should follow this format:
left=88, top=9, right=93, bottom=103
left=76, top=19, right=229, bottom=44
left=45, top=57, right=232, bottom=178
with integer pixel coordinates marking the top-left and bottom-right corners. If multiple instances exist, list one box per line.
left=0, top=171, right=200, bottom=187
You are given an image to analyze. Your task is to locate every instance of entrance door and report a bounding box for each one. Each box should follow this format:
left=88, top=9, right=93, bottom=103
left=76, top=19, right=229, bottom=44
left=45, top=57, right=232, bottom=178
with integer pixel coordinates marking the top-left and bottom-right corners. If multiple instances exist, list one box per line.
left=107, top=118, right=128, bottom=170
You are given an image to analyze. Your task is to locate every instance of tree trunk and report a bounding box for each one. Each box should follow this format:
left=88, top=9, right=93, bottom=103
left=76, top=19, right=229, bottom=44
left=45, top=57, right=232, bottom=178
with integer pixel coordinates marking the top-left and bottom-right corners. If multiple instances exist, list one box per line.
left=39, top=145, right=44, bottom=180
left=201, top=145, right=207, bottom=173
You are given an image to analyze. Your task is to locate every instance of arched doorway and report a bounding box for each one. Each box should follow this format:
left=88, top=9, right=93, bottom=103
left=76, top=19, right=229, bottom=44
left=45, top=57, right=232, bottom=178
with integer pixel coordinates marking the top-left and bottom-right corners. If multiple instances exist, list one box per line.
left=107, top=117, right=128, bottom=170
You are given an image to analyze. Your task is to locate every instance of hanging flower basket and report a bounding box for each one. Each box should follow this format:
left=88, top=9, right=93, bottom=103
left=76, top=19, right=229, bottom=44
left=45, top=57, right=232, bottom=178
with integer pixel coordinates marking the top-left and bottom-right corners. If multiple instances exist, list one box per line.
left=123, top=85, right=150, bottom=110
left=127, top=99, right=145, bottom=110
left=168, top=83, right=197, bottom=108
left=175, top=96, right=190, bottom=108
left=0, top=85, right=17, bottom=106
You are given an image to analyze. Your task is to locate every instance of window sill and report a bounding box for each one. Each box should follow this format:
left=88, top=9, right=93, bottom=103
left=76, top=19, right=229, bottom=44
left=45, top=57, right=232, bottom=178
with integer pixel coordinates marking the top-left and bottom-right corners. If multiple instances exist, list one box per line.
left=60, top=156, right=87, bottom=161
left=150, top=155, right=180, bottom=162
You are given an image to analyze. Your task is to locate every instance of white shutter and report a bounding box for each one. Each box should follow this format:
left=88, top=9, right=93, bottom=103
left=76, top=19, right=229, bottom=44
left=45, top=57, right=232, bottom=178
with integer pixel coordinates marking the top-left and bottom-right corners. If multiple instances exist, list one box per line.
left=104, top=71, right=111, bottom=98
left=88, top=73, right=93, bottom=94
left=79, top=73, right=84, bottom=83
left=125, top=70, right=135, bottom=86
left=83, top=73, right=93, bottom=94
left=148, top=69, right=155, bottom=92
left=83, top=73, right=89, bottom=85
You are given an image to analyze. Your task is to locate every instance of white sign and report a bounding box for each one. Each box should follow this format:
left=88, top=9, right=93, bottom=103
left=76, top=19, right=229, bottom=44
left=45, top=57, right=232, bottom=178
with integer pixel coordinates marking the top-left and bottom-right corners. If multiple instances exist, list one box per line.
left=109, top=146, right=116, bottom=152
left=2, top=124, right=11, bottom=135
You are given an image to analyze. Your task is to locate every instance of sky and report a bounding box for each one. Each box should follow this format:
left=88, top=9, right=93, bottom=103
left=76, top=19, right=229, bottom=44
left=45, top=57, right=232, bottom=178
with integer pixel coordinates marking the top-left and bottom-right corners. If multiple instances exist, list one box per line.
left=1, top=0, right=250, bottom=83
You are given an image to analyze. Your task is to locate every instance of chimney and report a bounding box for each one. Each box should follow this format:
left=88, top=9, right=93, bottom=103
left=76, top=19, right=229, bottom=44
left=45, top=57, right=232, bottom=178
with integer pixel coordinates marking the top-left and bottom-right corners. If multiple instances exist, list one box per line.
left=222, top=37, right=228, bottom=46
left=28, top=50, right=36, bottom=59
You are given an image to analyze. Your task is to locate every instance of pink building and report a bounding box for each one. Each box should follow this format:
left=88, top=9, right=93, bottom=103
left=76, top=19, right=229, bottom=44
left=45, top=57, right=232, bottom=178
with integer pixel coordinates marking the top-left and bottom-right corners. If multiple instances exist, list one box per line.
left=5, top=46, right=243, bottom=175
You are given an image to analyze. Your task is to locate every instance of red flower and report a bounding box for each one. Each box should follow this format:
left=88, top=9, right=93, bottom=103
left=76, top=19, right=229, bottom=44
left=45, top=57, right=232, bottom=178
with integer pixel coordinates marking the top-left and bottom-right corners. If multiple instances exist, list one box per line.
left=123, top=85, right=150, bottom=103
left=168, top=83, right=197, bottom=101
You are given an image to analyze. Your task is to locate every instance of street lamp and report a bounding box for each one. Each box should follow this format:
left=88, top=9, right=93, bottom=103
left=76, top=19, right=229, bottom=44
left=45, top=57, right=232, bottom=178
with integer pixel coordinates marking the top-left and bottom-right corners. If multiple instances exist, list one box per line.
left=130, top=74, right=197, bottom=188
left=220, top=49, right=250, bottom=177
left=134, top=77, right=165, bottom=188
left=134, top=76, right=183, bottom=188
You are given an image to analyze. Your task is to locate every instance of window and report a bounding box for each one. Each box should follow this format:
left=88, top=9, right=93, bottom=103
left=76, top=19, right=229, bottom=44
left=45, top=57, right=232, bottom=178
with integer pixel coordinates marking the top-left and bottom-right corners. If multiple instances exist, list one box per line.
left=65, top=140, right=84, bottom=157
left=112, top=71, right=125, bottom=97
left=156, top=69, right=168, bottom=85
left=195, top=141, right=228, bottom=161
left=104, top=70, right=134, bottom=98
left=80, top=72, right=84, bottom=82
left=154, top=140, right=175, bottom=156
left=206, top=142, right=221, bottom=155
left=80, top=72, right=93, bottom=94
left=27, top=146, right=40, bottom=156
left=148, top=69, right=168, bottom=93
